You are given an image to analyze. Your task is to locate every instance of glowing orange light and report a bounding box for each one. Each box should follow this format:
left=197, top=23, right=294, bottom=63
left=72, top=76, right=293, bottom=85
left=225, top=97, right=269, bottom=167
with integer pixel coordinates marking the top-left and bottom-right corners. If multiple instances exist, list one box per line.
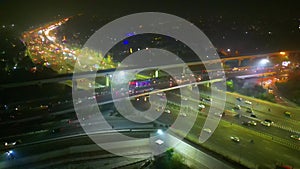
left=279, top=52, right=286, bottom=55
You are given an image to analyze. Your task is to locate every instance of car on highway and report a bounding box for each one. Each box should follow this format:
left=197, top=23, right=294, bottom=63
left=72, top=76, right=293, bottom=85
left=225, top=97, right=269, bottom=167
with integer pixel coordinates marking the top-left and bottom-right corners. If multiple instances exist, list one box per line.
left=203, top=128, right=212, bottom=133
left=245, top=100, right=252, bottom=105
left=4, top=140, right=22, bottom=147
left=284, top=111, right=291, bottom=117
left=205, top=97, right=212, bottom=102
left=236, top=97, right=243, bottom=101
left=264, top=119, right=274, bottom=124
left=156, top=92, right=165, bottom=97
left=198, top=104, right=205, bottom=109
left=51, top=128, right=62, bottom=134
left=290, top=135, right=300, bottom=141
left=230, top=136, right=240, bottom=143
left=182, top=97, right=188, bottom=101
left=246, top=108, right=254, bottom=113
left=234, top=105, right=241, bottom=110
left=248, top=121, right=257, bottom=126
left=40, top=105, right=49, bottom=109
left=179, top=113, right=187, bottom=117
left=155, top=139, right=164, bottom=145
left=164, top=109, right=171, bottom=114
left=75, top=98, right=82, bottom=104
left=250, top=114, right=257, bottom=118
left=4, top=141, right=17, bottom=147
left=232, top=67, right=239, bottom=71
left=242, top=121, right=249, bottom=126
left=261, top=121, right=271, bottom=127
left=214, top=112, right=223, bottom=117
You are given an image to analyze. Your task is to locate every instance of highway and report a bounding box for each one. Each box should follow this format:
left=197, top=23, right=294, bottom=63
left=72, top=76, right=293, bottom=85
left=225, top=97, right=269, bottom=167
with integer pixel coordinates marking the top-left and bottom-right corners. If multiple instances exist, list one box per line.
left=0, top=120, right=242, bottom=169
left=0, top=131, right=152, bottom=169
left=1, top=77, right=300, bottom=168
left=149, top=87, right=300, bottom=168
left=172, top=86, right=300, bottom=142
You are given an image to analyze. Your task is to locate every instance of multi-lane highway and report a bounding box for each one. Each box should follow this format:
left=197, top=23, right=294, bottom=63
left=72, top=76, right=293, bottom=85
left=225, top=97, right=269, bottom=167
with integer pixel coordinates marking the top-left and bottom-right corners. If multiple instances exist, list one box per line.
left=150, top=87, right=300, bottom=168
left=1, top=78, right=300, bottom=168
left=1, top=70, right=300, bottom=169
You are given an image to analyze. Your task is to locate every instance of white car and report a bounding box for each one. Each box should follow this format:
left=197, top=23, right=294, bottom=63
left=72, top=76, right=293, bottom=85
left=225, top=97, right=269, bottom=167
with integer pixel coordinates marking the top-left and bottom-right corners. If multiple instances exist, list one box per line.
left=179, top=113, right=187, bottom=117
left=203, top=128, right=212, bottom=133
left=155, top=139, right=164, bottom=145
left=4, top=140, right=21, bottom=147
left=248, top=121, right=257, bottom=126
left=234, top=105, right=241, bottom=110
left=4, top=141, right=16, bottom=147
left=245, top=100, right=252, bottom=105
left=214, top=113, right=222, bottom=117
left=230, top=136, right=240, bottom=143
left=198, top=104, right=205, bottom=109
left=290, top=135, right=300, bottom=141
left=236, top=97, right=243, bottom=101
left=205, top=97, right=212, bottom=102
left=156, top=93, right=164, bottom=96
left=261, top=121, right=271, bottom=127
left=164, top=109, right=171, bottom=114
left=264, top=119, right=274, bottom=124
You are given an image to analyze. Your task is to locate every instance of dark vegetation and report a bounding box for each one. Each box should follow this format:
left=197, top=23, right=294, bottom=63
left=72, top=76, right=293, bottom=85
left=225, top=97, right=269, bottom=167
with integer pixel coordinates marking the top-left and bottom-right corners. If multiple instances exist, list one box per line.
left=276, top=69, right=300, bottom=105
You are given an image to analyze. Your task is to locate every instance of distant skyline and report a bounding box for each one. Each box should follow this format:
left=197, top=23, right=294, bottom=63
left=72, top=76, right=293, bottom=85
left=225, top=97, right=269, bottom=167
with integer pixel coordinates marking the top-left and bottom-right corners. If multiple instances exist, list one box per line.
left=0, top=0, right=299, bottom=54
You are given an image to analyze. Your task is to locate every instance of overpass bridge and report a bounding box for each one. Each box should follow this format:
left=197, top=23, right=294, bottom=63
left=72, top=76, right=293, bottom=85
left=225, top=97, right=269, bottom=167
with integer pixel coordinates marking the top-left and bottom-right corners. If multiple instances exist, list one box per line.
left=1, top=50, right=299, bottom=89
left=188, top=50, right=300, bottom=67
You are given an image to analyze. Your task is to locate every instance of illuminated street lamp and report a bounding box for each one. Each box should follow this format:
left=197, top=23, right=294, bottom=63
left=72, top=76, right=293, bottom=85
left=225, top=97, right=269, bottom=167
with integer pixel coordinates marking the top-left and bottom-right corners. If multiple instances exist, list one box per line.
left=258, top=58, right=270, bottom=86
left=279, top=51, right=286, bottom=55
left=259, top=58, right=270, bottom=65
left=157, top=129, right=163, bottom=135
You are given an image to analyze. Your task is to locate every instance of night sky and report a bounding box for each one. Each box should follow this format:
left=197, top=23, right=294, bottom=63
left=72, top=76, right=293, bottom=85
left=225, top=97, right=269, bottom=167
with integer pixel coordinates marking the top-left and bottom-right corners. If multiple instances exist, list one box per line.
left=0, top=0, right=299, bottom=54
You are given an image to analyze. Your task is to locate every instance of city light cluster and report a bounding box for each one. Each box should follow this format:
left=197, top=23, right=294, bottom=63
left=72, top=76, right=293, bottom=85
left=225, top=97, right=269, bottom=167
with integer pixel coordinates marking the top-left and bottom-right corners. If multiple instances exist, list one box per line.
left=22, top=17, right=117, bottom=74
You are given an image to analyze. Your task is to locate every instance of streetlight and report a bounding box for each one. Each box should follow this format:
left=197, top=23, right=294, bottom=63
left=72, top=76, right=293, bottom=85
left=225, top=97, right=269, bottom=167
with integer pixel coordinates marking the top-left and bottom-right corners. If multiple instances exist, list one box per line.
left=258, top=58, right=270, bottom=86
left=157, top=129, right=163, bottom=135
left=259, top=58, right=270, bottom=65
left=279, top=51, right=286, bottom=55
